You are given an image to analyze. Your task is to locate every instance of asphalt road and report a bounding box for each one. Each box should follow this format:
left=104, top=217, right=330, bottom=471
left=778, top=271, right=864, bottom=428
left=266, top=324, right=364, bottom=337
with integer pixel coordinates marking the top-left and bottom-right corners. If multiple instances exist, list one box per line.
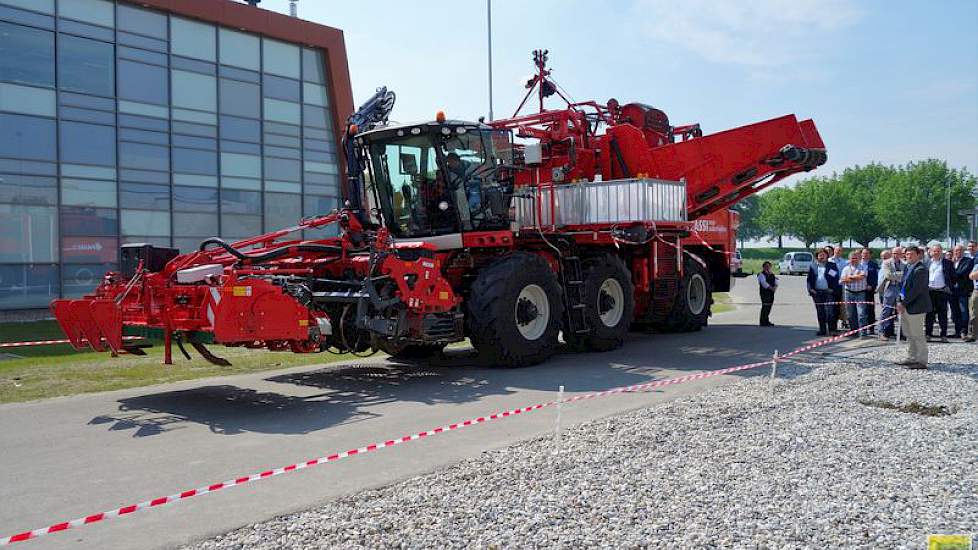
left=0, top=274, right=880, bottom=550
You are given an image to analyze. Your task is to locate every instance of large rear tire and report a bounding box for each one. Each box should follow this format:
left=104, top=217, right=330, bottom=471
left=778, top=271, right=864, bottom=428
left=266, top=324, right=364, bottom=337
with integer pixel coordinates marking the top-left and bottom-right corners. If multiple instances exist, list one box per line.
left=658, top=255, right=712, bottom=333
left=565, top=255, right=634, bottom=352
left=468, top=252, right=563, bottom=367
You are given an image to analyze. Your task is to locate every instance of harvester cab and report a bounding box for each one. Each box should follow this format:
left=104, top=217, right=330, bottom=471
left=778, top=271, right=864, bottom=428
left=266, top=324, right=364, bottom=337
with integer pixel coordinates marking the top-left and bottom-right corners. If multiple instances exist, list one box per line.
left=354, top=121, right=515, bottom=238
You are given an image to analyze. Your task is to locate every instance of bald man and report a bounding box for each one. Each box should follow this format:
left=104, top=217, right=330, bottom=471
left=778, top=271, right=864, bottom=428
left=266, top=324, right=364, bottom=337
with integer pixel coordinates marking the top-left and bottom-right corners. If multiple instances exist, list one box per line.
left=877, top=247, right=905, bottom=340
left=925, top=244, right=956, bottom=342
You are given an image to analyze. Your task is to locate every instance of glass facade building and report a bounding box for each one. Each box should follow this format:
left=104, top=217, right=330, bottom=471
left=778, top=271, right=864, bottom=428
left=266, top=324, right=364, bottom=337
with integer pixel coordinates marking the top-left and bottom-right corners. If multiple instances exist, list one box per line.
left=0, top=0, right=349, bottom=311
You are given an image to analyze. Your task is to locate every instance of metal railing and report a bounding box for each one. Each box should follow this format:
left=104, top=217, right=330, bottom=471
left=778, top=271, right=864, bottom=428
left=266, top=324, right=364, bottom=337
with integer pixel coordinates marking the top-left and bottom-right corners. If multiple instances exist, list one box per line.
left=513, top=177, right=687, bottom=230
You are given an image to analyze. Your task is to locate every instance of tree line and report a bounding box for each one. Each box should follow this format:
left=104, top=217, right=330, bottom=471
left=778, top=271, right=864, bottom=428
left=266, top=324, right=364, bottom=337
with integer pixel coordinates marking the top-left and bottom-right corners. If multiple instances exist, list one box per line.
left=733, top=159, right=978, bottom=248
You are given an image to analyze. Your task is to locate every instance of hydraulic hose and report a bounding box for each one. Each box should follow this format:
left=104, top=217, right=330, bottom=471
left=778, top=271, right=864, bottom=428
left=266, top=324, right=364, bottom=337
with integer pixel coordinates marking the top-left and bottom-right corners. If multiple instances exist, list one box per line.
left=199, top=237, right=247, bottom=259
left=242, top=244, right=344, bottom=264
left=199, top=238, right=343, bottom=264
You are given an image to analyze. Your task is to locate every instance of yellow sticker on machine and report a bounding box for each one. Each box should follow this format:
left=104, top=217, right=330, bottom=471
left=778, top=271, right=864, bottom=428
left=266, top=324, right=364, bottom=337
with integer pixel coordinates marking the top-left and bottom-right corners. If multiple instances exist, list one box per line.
left=232, top=286, right=252, bottom=297
left=298, top=319, right=309, bottom=326
left=439, top=291, right=449, bottom=300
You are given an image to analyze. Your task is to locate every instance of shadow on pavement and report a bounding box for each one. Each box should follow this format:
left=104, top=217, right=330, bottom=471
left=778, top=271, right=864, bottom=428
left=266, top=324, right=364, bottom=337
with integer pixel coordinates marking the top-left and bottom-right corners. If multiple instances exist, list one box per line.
left=88, top=322, right=848, bottom=438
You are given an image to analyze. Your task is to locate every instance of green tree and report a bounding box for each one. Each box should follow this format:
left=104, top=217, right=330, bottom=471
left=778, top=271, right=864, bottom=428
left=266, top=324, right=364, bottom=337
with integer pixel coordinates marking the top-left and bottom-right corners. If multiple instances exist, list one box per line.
left=828, top=164, right=893, bottom=246
left=757, top=187, right=793, bottom=248
left=874, top=160, right=977, bottom=243
left=731, top=194, right=764, bottom=247
left=786, top=178, right=832, bottom=248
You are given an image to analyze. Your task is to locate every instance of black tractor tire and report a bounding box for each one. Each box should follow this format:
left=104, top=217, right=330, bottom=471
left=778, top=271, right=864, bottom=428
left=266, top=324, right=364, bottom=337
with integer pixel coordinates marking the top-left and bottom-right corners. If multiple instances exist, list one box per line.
left=380, top=341, right=447, bottom=362
left=658, top=255, right=713, bottom=333
left=467, top=252, right=564, bottom=367
left=565, top=254, right=635, bottom=352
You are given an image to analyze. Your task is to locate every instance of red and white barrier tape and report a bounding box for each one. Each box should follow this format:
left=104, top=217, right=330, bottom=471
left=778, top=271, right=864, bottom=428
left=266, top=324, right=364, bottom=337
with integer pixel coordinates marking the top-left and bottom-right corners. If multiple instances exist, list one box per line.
left=0, top=402, right=553, bottom=546
left=735, top=301, right=880, bottom=306
left=690, top=229, right=733, bottom=256
left=0, top=314, right=900, bottom=546
left=812, top=301, right=879, bottom=306
left=0, top=336, right=142, bottom=349
left=780, top=313, right=899, bottom=360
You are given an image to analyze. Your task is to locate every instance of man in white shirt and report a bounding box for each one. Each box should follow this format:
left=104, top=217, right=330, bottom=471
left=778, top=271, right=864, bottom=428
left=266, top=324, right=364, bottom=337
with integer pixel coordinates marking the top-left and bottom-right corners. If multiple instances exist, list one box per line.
left=925, top=244, right=953, bottom=342
left=840, top=251, right=868, bottom=336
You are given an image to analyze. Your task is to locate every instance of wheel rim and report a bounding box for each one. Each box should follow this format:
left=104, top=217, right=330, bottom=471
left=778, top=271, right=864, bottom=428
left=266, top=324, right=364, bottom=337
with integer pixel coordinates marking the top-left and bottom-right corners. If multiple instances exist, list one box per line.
left=687, top=273, right=707, bottom=315
left=597, top=278, right=625, bottom=328
left=515, top=284, right=550, bottom=340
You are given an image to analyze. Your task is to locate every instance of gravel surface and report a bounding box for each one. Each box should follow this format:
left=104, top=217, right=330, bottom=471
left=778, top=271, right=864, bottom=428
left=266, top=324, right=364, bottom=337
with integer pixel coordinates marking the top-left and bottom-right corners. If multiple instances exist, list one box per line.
left=184, top=344, right=978, bottom=550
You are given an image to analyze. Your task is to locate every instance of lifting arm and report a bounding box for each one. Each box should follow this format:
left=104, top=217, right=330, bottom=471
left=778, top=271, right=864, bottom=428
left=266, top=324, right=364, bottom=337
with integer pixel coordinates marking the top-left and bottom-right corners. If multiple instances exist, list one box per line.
left=343, top=87, right=396, bottom=219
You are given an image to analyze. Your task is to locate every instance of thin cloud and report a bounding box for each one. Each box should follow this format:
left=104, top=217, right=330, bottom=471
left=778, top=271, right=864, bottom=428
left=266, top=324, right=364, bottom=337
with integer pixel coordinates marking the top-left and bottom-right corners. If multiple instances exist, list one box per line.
left=636, top=0, right=863, bottom=67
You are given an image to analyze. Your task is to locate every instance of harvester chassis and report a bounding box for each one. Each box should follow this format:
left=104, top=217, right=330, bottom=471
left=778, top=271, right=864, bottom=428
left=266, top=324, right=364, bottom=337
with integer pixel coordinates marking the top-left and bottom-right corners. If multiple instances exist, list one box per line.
left=51, top=50, right=826, bottom=369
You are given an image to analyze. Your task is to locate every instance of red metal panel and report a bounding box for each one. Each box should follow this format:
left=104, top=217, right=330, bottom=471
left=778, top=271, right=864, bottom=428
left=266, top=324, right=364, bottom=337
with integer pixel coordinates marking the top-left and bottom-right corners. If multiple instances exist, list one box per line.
left=212, top=279, right=309, bottom=344
left=50, top=300, right=87, bottom=351
left=89, top=300, right=124, bottom=353
left=798, top=119, right=826, bottom=149
left=124, top=0, right=355, bottom=181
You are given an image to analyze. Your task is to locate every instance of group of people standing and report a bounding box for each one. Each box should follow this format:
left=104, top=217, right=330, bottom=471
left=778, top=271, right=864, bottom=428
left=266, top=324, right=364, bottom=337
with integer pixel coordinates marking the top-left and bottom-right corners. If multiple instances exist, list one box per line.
left=756, top=241, right=978, bottom=370
left=799, top=240, right=978, bottom=369
left=804, top=245, right=882, bottom=337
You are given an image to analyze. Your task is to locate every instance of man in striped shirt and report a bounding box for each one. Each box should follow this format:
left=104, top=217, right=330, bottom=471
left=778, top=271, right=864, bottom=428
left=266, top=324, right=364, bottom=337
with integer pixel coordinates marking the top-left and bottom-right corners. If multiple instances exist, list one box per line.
left=841, top=251, right=869, bottom=336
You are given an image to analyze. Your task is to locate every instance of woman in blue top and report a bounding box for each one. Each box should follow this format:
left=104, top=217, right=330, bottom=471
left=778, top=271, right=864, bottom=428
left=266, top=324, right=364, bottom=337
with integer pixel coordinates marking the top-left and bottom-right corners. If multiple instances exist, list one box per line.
left=807, top=249, right=840, bottom=336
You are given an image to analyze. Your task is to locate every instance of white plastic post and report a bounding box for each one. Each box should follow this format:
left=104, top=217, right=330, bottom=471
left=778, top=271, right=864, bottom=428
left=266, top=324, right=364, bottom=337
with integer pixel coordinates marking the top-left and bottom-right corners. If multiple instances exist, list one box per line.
left=768, top=350, right=779, bottom=396
left=895, top=313, right=902, bottom=347
left=553, top=385, right=564, bottom=455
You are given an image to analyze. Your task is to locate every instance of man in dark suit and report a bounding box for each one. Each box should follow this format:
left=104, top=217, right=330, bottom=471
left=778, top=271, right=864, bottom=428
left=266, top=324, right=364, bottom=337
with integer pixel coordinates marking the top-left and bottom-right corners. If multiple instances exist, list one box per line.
left=924, top=244, right=956, bottom=342
left=807, top=249, right=841, bottom=335
left=950, top=245, right=974, bottom=339
left=896, top=245, right=932, bottom=369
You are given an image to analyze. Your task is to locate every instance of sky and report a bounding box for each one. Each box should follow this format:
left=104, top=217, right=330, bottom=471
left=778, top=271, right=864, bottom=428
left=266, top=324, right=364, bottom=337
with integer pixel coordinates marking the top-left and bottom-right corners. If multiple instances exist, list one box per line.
left=256, top=0, right=978, bottom=179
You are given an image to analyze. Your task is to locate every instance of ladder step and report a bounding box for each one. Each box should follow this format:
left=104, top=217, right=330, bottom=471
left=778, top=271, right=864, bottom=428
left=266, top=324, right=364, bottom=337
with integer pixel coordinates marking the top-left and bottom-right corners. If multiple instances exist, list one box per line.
left=560, top=254, right=589, bottom=334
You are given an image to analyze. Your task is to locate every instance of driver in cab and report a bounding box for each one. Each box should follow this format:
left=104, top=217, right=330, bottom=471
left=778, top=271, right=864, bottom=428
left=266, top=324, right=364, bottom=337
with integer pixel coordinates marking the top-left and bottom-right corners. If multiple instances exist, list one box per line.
left=444, top=152, right=482, bottom=213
